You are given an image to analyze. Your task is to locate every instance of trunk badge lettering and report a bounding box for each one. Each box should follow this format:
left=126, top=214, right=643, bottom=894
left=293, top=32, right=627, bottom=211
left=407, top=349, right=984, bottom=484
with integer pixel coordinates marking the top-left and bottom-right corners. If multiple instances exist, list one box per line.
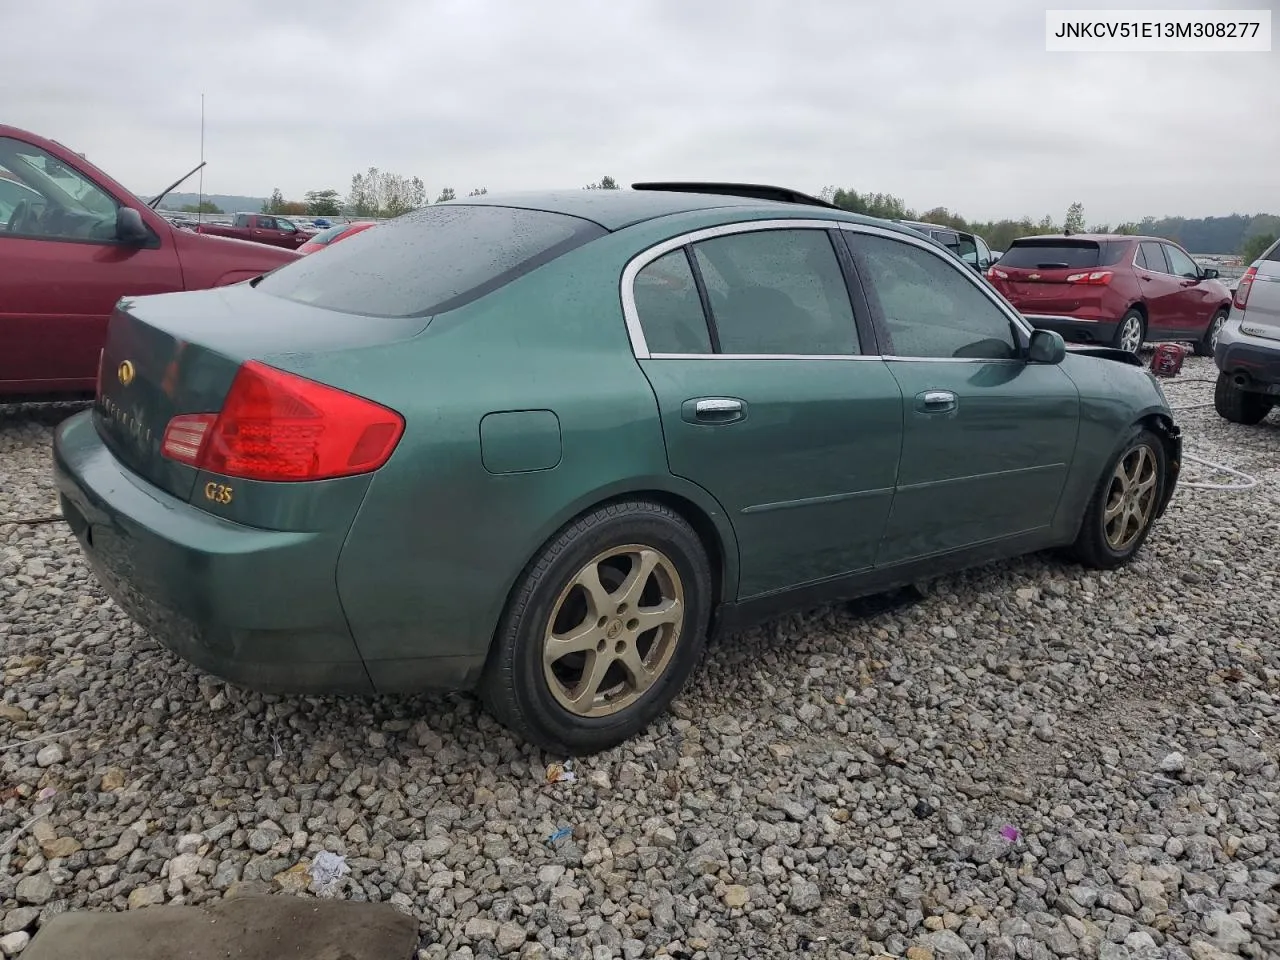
left=117, top=360, right=136, bottom=386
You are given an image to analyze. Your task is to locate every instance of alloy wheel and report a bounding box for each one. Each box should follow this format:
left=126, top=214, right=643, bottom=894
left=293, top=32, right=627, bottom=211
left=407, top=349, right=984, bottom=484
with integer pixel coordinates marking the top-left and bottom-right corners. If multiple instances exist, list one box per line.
left=1119, top=316, right=1143, bottom=353
left=1103, top=444, right=1157, bottom=551
left=1210, top=313, right=1226, bottom=352
left=542, top=544, right=685, bottom=718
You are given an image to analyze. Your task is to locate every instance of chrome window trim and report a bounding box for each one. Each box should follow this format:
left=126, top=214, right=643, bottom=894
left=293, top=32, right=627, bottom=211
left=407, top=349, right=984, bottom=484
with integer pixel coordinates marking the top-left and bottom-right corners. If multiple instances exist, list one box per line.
left=619, top=216, right=1035, bottom=363
left=620, top=218, right=852, bottom=360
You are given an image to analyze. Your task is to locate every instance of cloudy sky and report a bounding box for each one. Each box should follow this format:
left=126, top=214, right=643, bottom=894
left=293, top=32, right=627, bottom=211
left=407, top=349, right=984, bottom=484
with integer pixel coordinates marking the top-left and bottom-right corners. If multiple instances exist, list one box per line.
left=4, top=0, right=1275, bottom=223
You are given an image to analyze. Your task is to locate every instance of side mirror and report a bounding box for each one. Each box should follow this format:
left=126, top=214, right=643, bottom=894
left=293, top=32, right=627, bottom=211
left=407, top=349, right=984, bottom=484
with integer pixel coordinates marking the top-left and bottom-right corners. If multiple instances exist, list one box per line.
left=1028, top=328, right=1066, bottom=364
left=1201, top=267, right=1219, bottom=280
left=116, top=207, right=150, bottom=245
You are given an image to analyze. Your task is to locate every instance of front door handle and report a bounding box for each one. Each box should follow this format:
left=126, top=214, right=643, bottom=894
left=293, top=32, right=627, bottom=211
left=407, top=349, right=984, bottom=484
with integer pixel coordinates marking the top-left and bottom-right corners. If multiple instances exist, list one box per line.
left=915, top=389, right=957, bottom=414
left=682, top=397, right=746, bottom=424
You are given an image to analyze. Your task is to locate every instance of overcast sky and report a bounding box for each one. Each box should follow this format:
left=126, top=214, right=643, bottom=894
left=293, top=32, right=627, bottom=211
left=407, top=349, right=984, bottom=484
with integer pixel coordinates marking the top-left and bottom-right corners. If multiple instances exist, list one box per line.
left=4, top=0, right=1275, bottom=223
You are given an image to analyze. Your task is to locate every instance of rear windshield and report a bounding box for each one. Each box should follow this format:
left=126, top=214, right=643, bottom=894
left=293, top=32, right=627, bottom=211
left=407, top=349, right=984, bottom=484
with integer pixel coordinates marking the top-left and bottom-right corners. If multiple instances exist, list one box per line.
left=998, top=240, right=1129, bottom=269
left=1262, top=237, right=1280, bottom=263
left=258, top=204, right=606, bottom=317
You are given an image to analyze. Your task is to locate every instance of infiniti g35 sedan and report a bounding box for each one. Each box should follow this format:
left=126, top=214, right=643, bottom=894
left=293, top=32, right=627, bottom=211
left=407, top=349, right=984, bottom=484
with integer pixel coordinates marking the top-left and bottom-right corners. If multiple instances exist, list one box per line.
left=54, top=182, right=1182, bottom=754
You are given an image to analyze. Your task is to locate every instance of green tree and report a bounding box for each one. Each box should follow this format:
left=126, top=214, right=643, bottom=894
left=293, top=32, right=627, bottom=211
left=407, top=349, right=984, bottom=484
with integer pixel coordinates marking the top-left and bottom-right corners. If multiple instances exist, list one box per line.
left=436, top=187, right=456, bottom=203
left=467, top=187, right=488, bottom=196
left=304, top=189, right=342, bottom=217
left=262, top=188, right=285, bottom=214
left=1064, top=201, right=1085, bottom=233
left=1242, top=232, right=1278, bottom=262
left=585, top=175, right=618, bottom=190
left=180, top=200, right=222, bottom=214
left=347, top=168, right=381, bottom=217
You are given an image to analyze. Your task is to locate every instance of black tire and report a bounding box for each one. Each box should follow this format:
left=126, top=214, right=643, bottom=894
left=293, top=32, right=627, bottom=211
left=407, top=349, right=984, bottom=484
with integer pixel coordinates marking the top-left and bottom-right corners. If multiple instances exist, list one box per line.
left=480, top=500, right=712, bottom=755
left=1070, top=426, right=1167, bottom=570
left=1214, top=371, right=1273, bottom=425
left=1194, top=309, right=1228, bottom=357
left=1111, top=309, right=1145, bottom=353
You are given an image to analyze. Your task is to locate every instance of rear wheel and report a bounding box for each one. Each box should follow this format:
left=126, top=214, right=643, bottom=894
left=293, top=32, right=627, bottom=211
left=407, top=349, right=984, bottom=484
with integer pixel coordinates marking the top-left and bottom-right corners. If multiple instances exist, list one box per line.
left=480, top=501, right=712, bottom=755
left=1194, top=309, right=1228, bottom=357
left=1070, top=427, right=1166, bottom=570
left=1112, top=309, right=1145, bottom=353
left=1214, top=371, right=1274, bottom=425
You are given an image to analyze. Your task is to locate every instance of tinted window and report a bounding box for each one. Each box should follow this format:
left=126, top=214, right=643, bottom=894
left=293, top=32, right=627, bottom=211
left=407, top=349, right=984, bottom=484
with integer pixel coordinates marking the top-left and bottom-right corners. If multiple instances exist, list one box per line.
left=1163, top=244, right=1198, bottom=278
left=692, top=229, right=859, bottom=355
left=307, top=223, right=349, bottom=245
left=258, top=204, right=606, bottom=317
left=850, top=232, right=1018, bottom=360
left=1140, top=242, right=1169, bottom=273
left=1000, top=241, right=1117, bottom=269
left=1263, top=238, right=1280, bottom=263
left=633, top=250, right=712, bottom=354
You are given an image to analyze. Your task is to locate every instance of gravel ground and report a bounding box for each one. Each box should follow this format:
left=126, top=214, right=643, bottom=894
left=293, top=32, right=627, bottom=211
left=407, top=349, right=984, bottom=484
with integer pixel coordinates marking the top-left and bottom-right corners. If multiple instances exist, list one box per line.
left=1, top=357, right=1278, bottom=960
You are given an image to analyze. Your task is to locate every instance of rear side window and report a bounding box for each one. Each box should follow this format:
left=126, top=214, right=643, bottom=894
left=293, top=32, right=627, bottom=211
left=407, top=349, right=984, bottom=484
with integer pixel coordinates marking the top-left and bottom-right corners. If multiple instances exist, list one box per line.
left=1000, top=241, right=1127, bottom=269
left=308, top=223, right=350, bottom=246
left=1139, top=242, right=1169, bottom=273
left=633, top=250, right=712, bottom=354
left=258, top=205, right=606, bottom=317
left=692, top=229, right=859, bottom=355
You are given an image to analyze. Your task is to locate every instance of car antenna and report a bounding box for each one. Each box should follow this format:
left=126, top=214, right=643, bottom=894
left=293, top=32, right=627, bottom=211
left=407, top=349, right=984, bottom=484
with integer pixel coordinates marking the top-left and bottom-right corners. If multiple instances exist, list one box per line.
left=147, top=160, right=206, bottom=210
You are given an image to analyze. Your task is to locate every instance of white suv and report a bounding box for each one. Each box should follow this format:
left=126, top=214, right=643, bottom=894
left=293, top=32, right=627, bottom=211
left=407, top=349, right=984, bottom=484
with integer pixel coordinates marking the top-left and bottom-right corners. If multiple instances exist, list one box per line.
left=1214, top=237, right=1280, bottom=424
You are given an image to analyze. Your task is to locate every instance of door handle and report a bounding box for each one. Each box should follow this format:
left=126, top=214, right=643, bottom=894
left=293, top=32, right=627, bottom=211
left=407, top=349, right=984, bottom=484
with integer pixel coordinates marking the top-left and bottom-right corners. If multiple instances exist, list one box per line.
left=682, top=397, right=746, bottom=424
left=915, top=389, right=957, bottom=414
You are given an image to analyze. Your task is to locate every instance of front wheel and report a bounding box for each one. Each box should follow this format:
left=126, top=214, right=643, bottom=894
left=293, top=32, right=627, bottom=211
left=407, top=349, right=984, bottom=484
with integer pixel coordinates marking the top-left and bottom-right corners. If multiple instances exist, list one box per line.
left=480, top=500, right=712, bottom=755
left=1214, top=371, right=1274, bottom=425
left=1194, top=309, right=1228, bottom=357
left=1070, top=427, right=1167, bottom=570
left=1112, top=309, right=1145, bottom=354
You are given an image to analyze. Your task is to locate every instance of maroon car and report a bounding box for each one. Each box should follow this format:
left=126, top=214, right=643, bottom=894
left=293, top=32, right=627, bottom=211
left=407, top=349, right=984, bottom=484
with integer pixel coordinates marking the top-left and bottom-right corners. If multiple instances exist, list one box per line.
left=0, top=125, right=299, bottom=401
left=988, top=234, right=1232, bottom=356
left=195, top=213, right=316, bottom=249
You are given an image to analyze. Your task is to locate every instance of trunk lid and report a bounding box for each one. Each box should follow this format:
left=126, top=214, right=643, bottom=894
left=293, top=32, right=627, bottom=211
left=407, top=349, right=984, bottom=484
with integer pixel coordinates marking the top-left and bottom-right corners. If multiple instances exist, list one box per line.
left=93, top=284, right=430, bottom=501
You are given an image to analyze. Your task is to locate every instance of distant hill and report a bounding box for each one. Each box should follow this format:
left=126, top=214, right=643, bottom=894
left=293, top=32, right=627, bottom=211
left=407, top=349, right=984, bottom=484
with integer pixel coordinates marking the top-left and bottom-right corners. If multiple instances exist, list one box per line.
left=150, top=191, right=267, bottom=214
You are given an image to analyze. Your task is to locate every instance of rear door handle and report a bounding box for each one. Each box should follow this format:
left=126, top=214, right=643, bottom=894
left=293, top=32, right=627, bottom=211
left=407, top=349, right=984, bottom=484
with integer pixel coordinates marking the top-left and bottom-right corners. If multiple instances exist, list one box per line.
left=915, top=389, right=957, bottom=414
left=682, top=397, right=746, bottom=424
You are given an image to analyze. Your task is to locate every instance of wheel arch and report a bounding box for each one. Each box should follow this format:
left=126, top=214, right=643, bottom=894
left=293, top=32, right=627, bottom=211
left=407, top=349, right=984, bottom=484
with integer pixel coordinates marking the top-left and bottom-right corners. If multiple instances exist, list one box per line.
left=492, top=477, right=741, bottom=635
left=1136, top=411, right=1181, bottom=518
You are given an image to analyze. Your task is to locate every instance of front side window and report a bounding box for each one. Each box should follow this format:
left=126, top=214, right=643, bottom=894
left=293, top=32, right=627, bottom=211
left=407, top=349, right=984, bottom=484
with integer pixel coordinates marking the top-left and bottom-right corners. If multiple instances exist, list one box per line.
left=276, top=218, right=298, bottom=234
left=976, top=236, right=993, bottom=267
left=691, top=229, right=859, bottom=355
left=0, top=137, right=119, bottom=242
left=1163, top=244, right=1198, bottom=278
left=632, top=250, right=713, bottom=354
left=849, top=232, right=1019, bottom=360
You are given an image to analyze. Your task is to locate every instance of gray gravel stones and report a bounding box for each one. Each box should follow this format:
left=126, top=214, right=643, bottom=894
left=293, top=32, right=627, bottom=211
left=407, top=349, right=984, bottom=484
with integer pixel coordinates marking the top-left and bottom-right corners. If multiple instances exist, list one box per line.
left=3, top=365, right=1280, bottom=959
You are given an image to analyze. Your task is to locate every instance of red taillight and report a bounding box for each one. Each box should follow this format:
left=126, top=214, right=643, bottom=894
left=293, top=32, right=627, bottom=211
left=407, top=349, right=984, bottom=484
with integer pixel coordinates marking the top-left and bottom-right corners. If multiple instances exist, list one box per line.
left=1065, top=271, right=1113, bottom=285
left=1234, top=266, right=1257, bottom=311
left=160, top=361, right=404, bottom=482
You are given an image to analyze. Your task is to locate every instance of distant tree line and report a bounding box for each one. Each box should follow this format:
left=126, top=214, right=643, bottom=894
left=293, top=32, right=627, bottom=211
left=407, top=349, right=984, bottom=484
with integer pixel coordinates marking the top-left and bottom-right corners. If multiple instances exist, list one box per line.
left=258, top=172, right=490, bottom=220
left=822, top=187, right=1279, bottom=256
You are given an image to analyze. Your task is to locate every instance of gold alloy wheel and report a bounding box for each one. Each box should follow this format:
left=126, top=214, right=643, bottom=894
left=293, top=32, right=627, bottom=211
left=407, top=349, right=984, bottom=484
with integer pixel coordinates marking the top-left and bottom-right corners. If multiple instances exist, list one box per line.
left=1103, top=444, right=1158, bottom=552
left=542, top=544, right=685, bottom=718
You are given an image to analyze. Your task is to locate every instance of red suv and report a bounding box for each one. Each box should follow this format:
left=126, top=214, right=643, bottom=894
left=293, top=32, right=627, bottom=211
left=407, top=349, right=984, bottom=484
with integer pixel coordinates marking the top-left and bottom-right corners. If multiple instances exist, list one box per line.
left=988, top=234, right=1232, bottom=356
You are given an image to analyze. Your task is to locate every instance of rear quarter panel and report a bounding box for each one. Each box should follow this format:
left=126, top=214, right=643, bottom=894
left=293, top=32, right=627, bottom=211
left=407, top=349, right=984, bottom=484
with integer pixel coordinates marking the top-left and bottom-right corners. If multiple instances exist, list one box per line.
left=1051, top=351, right=1174, bottom=535
left=264, top=211, right=752, bottom=676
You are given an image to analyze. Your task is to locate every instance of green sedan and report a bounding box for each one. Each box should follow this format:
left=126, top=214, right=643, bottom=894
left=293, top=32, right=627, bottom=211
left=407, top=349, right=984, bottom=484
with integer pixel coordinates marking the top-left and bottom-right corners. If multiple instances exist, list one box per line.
left=53, top=183, right=1182, bottom=755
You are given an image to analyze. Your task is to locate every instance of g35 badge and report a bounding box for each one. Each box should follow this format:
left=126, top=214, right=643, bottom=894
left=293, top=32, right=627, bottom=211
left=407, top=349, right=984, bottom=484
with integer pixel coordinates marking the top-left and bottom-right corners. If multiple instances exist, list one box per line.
left=204, top=482, right=233, bottom=505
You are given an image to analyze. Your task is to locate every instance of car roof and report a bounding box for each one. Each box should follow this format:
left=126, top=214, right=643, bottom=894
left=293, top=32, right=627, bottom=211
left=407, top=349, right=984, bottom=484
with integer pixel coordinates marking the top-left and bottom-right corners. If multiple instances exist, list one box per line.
left=1010, top=233, right=1142, bottom=243
left=446, top=183, right=907, bottom=234
left=899, top=219, right=968, bottom=234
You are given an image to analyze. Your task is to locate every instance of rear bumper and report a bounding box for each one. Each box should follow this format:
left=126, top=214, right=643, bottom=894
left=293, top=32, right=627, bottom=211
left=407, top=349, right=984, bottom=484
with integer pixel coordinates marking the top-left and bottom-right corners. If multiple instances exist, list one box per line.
left=1214, top=331, right=1280, bottom=393
left=1022, top=313, right=1120, bottom=346
left=53, top=410, right=375, bottom=695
